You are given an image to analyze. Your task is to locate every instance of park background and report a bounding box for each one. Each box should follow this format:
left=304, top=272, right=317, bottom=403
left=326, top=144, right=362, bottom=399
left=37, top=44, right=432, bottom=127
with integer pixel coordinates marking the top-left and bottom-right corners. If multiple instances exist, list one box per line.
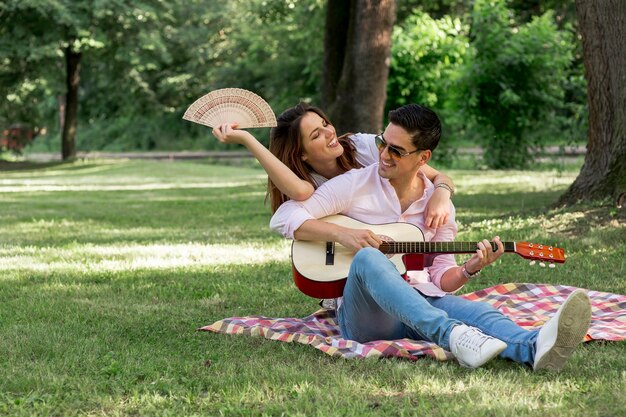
left=1, top=0, right=625, bottom=416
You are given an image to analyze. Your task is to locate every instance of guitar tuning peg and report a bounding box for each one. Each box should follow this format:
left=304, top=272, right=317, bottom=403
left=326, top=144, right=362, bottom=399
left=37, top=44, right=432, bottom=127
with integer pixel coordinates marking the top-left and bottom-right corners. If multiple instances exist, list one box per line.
left=549, top=263, right=556, bottom=268
left=539, top=262, right=546, bottom=268
left=529, top=261, right=536, bottom=266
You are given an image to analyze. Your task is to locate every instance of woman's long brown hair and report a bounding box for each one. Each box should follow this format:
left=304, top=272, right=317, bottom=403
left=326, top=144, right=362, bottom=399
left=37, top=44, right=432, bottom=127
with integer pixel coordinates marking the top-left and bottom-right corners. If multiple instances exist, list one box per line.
left=267, top=103, right=361, bottom=213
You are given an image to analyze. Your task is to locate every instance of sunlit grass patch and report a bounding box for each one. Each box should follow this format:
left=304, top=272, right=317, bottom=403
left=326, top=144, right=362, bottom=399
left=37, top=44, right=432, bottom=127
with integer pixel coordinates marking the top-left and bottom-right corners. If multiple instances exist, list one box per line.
left=0, top=180, right=268, bottom=193
left=0, top=158, right=267, bottom=186
left=0, top=241, right=290, bottom=275
left=453, top=169, right=578, bottom=195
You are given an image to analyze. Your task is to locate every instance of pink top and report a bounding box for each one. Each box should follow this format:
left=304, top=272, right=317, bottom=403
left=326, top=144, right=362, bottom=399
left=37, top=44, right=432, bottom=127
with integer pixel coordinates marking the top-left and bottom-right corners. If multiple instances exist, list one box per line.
left=270, top=163, right=460, bottom=297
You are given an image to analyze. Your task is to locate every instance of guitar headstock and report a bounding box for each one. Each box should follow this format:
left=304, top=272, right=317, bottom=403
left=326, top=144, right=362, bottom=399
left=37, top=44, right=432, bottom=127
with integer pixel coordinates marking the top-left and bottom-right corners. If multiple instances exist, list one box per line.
left=515, top=242, right=566, bottom=266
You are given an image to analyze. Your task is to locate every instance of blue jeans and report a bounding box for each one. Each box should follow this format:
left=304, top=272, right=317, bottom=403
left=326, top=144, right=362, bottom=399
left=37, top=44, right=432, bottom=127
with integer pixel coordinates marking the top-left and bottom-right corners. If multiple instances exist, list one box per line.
left=337, top=248, right=539, bottom=366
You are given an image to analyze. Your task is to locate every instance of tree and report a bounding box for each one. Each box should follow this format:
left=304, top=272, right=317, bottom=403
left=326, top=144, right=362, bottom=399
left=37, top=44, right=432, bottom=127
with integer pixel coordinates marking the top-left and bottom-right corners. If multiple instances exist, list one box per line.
left=62, top=42, right=81, bottom=160
left=321, top=0, right=396, bottom=134
left=558, top=0, right=626, bottom=205
left=460, top=0, right=574, bottom=169
left=0, top=0, right=167, bottom=160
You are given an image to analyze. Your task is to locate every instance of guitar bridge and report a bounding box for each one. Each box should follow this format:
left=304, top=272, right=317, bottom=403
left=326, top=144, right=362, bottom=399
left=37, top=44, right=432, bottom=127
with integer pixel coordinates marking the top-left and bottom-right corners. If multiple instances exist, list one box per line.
left=325, top=241, right=335, bottom=265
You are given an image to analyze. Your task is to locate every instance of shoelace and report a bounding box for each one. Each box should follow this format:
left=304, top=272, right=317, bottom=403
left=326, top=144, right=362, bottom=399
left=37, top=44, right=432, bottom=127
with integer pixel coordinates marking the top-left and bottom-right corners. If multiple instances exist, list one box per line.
left=456, top=328, right=491, bottom=352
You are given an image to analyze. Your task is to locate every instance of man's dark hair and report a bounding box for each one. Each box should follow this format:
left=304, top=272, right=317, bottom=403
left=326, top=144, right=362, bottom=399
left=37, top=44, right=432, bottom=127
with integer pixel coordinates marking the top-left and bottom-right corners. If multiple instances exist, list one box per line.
left=388, top=104, right=441, bottom=151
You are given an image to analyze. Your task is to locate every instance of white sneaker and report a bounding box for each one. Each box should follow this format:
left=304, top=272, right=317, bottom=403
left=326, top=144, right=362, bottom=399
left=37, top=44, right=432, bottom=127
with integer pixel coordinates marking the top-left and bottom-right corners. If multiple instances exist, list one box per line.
left=449, top=324, right=507, bottom=368
left=533, top=289, right=592, bottom=371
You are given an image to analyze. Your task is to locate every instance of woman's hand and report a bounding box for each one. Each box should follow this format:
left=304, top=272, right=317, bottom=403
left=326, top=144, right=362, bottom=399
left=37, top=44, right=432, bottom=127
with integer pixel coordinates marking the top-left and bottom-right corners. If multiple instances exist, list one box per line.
left=466, top=236, right=505, bottom=273
left=211, top=123, right=255, bottom=146
left=424, top=187, right=451, bottom=228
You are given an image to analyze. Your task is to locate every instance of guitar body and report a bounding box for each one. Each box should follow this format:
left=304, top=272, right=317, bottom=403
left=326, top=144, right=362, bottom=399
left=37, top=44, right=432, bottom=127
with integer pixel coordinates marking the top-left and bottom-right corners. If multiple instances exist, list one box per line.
left=291, top=215, right=425, bottom=299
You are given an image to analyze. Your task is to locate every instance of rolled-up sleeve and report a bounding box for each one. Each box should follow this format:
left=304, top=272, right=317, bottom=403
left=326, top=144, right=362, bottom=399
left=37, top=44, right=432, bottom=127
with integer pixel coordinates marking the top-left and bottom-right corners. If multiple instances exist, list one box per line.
left=269, top=171, right=356, bottom=239
left=427, top=204, right=460, bottom=291
left=269, top=200, right=314, bottom=239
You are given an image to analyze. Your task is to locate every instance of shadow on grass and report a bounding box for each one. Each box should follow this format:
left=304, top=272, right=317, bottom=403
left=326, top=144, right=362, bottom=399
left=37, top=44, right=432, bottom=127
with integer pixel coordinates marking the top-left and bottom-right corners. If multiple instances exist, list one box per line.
left=456, top=191, right=625, bottom=238
left=0, top=160, right=115, bottom=173
left=0, top=160, right=68, bottom=172
left=454, top=190, right=564, bottom=223
left=552, top=201, right=626, bottom=237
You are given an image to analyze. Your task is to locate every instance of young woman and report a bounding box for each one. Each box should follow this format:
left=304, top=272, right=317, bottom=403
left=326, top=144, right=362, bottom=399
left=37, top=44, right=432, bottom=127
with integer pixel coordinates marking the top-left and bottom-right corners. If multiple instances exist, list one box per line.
left=211, top=103, right=455, bottom=227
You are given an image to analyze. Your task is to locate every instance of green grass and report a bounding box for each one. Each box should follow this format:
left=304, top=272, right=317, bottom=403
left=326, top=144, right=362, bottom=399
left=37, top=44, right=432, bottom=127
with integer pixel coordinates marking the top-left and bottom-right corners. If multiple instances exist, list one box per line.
left=1, top=159, right=625, bottom=416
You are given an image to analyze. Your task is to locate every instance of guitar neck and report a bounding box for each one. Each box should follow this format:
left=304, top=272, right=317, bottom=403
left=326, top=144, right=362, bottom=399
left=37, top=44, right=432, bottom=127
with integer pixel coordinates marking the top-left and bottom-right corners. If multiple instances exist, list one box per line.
left=379, top=241, right=516, bottom=255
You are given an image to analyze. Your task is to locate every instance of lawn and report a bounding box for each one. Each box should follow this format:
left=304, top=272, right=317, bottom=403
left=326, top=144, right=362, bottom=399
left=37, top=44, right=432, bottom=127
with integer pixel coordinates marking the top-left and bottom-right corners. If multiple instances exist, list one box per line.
left=0, top=159, right=624, bottom=416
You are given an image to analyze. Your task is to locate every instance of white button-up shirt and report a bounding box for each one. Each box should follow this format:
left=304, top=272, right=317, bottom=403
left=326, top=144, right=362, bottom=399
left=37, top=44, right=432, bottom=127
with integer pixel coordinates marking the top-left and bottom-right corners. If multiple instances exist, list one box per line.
left=270, top=163, right=459, bottom=297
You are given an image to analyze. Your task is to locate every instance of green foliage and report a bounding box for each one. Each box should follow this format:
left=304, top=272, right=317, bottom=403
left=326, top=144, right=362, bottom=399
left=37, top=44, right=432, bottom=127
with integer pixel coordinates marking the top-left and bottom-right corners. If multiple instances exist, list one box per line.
left=396, top=0, right=473, bottom=21
left=388, top=11, right=469, bottom=110
left=1, top=0, right=586, bottom=159
left=0, top=1, right=61, bottom=134
left=387, top=10, right=470, bottom=166
left=209, top=1, right=325, bottom=116
left=1, top=0, right=326, bottom=151
left=458, top=0, right=575, bottom=169
left=0, top=0, right=173, bottom=150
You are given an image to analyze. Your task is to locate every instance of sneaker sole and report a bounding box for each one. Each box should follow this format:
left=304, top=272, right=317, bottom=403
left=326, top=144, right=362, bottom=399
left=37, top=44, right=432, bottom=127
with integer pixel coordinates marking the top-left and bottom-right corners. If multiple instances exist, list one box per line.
left=533, top=289, right=592, bottom=371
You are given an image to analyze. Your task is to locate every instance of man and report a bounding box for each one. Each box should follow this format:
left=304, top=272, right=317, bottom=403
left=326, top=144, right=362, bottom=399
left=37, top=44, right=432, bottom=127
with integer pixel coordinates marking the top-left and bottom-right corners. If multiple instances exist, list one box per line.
left=270, top=104, right=592, bottom=370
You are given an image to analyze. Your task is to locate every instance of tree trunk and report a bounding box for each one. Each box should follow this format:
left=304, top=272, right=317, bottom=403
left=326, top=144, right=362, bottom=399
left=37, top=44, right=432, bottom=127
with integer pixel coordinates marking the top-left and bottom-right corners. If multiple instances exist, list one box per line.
left=62, top=44, right=81, bottom=161
left=323, top=0, right=396, bottom=135
left=558, top=0, right=626, bottom=205
left=321, top=0, right=351, bottom=110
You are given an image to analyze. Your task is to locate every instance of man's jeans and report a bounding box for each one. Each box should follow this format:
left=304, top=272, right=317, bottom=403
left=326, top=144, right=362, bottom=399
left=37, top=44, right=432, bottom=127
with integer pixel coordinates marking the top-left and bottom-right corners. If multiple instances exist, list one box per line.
left=338, top=248, right=539, bottom=366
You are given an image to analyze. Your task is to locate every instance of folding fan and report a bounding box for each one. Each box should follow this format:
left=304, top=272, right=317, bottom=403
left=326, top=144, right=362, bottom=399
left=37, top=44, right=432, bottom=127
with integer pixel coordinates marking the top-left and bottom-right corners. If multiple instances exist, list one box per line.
left=182, top=88, right=277, bottom=129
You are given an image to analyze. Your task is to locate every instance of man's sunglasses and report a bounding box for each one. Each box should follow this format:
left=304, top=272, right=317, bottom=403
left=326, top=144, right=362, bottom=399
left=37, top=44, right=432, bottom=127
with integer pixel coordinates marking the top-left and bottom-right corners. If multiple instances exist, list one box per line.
left=374, top=134, right=420, bottom=161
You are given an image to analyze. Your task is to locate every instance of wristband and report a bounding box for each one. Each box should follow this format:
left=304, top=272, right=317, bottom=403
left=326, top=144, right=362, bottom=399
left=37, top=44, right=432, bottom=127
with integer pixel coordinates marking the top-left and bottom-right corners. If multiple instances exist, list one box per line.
left=435, top=183, right=454, bottom=196
left=461, top=262, right=481, bottom=279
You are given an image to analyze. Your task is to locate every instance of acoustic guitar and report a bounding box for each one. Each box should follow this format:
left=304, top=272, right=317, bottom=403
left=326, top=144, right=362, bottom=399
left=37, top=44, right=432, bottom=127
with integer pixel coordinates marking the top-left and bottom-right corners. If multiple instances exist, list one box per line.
left=291, top=215, right=566, bottom=299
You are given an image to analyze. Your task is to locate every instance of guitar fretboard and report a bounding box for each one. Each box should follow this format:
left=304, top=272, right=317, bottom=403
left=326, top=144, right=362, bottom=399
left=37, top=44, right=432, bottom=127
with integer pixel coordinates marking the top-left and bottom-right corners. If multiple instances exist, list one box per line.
left=378, top=241, right=516, bottom=254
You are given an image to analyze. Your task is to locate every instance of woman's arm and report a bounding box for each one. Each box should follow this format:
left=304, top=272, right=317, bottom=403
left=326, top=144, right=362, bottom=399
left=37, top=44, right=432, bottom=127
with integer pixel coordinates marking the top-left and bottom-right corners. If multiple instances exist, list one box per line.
left=353, top=134, right=454, bottom=228
left=420, top=163, right=455, bottom=191
left=420, top=164, right=455, bottom=229
left=294, top=219, right=382, bottom=252
left=212, top=123, right=314, bottom=201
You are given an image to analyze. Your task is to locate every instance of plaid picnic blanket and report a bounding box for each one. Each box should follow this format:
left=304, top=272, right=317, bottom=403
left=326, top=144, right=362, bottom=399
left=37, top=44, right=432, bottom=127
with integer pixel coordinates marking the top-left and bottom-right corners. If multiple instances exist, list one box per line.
left=200, top=283, right=626, bottom=362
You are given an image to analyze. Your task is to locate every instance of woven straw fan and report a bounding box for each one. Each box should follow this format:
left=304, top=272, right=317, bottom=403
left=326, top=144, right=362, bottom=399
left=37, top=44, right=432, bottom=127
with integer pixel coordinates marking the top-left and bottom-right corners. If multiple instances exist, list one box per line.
left=183, top=88, right=277, bottom=129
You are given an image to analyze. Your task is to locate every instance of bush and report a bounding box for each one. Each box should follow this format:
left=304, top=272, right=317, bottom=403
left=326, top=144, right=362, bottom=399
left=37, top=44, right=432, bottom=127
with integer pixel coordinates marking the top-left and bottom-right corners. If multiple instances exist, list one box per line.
left=386, top=11, right=470, bottom=166
left=458, top=0, right=575, bottom=169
